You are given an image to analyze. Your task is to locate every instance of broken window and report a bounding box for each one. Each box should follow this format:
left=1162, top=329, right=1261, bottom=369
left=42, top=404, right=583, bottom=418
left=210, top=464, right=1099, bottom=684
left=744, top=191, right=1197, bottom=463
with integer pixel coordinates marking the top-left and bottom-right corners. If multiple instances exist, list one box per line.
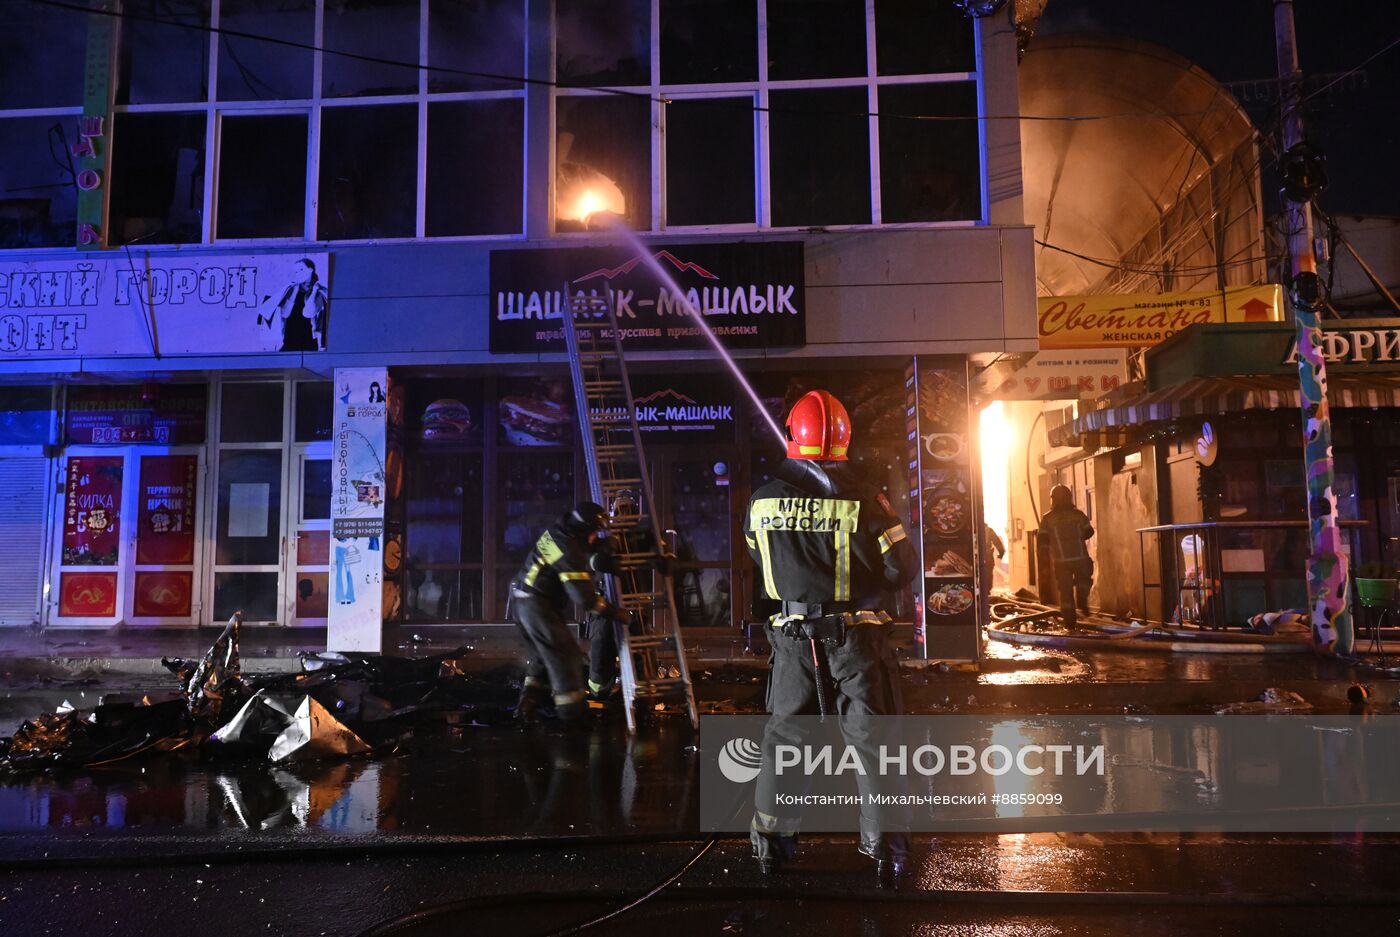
left=878, top=82, right=981, bottom=222
left=555, top=95, right=651, bottom=231
left=769, top=87, right=871, bottom=227
left=217, top=0, right=316, bottom=101
left=0, top=118, right=78, bottom=249
left=317, top=105, right=417, bottom=240
left=556, top=0, right=650, bottom=87
left=216, top=114, right=308, bottom=239
left=108, top=112, right=207, bottom=245
left=426, top=100, right=524, bottom=237
left=665, top=97, right=755, bottom=227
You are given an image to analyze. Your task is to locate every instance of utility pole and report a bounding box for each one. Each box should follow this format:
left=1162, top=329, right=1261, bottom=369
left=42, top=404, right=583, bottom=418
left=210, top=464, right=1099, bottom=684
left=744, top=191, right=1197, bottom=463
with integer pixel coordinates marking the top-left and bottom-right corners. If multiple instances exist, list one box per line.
left=1274, top=0, right=1353, bottom=653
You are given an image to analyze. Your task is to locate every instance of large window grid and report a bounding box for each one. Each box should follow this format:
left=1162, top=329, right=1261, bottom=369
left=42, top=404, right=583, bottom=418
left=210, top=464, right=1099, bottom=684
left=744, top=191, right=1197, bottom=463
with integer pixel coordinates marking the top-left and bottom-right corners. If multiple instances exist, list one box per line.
left=557, top=0, right=987, bottom=233
left=0, top=0, right=529, bottom=246
left=0, top=0, right=986, bottom=250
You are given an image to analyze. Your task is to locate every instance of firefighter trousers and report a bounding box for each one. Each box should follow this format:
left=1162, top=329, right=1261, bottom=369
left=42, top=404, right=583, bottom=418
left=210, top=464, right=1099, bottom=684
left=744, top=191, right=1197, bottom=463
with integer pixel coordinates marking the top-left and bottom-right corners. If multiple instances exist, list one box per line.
left=510, top=593, right=586, bottom=706
left=751, top=618, right=911, bottom=864
left=1053, top=557, right=1094, bottom=627
left=587, top=613, right=623, bottom=692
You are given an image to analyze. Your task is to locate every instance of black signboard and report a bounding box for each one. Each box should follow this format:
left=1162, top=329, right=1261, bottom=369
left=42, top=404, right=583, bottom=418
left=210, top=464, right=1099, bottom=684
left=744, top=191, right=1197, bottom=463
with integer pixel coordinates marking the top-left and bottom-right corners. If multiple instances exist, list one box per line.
left=489, top=241, right=805, bottom=353
left=65, top=384, right=208, bottom=445
left=603, top=375, right=736, bottom=443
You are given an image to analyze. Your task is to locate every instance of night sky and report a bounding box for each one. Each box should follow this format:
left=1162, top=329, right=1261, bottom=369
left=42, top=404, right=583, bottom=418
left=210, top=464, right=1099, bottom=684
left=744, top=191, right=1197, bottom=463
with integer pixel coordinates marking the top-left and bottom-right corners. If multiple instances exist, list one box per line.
left=1036, top=0, right=1400, bottom=217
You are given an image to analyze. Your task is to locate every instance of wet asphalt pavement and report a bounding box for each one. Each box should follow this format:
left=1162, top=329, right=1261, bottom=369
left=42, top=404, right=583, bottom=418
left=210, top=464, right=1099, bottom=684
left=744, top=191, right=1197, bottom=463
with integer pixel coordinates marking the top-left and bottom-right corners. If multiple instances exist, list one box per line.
left=4, top=648, right=1400, bottom=935
left=7, top=830, right=1400, bottom=936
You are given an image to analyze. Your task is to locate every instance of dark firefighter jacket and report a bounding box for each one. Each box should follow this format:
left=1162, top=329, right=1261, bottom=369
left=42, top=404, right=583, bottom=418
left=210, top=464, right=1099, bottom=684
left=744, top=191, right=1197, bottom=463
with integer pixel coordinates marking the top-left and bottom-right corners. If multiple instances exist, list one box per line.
left=744, top=461, right=917, bottom=607
left=1039, top=505, right=1094, bottom=563
left=514, top=525, right=610, bottom=615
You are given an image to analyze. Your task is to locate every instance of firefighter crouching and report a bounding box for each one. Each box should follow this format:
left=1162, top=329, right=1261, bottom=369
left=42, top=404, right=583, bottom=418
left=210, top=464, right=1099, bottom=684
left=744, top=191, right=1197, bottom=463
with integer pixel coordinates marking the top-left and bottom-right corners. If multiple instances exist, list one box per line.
left=745, top=390, right=919, bottom=885
left=510, top=501, right=623, bottom=723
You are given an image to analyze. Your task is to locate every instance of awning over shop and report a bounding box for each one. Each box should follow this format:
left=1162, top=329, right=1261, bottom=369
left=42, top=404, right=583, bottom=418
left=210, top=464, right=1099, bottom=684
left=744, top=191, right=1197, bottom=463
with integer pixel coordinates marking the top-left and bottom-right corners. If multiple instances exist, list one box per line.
left=1049, top=374, right=1400, bottom=450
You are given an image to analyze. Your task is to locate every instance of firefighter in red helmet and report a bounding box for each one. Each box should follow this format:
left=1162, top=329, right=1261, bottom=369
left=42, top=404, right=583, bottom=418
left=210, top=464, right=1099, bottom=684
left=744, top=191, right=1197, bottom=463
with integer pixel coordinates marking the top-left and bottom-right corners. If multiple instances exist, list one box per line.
left=744, top=389, right=918, bottom=886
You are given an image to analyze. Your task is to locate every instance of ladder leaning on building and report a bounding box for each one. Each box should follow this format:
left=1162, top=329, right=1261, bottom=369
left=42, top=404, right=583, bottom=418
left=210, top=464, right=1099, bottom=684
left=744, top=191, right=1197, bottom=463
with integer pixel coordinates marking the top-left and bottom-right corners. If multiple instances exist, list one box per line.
left=560, top=284, right=699, bottom=733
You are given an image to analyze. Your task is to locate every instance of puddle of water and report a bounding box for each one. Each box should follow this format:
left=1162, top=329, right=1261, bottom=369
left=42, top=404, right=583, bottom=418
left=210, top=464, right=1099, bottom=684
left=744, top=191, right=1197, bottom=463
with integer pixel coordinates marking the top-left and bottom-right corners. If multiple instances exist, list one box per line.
left=0, top=719, right=699, bottom=838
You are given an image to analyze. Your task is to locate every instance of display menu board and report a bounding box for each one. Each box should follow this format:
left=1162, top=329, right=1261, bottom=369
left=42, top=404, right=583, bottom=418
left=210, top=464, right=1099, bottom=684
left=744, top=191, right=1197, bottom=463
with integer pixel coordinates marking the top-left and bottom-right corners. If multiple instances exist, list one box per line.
left=906, top=356, right=981, bottom=661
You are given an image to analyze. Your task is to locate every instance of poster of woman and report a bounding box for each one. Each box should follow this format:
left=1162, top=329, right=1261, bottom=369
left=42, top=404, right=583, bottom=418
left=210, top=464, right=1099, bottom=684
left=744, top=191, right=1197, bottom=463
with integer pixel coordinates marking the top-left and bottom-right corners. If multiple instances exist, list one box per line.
left=257, top=257, right=330, bottom=351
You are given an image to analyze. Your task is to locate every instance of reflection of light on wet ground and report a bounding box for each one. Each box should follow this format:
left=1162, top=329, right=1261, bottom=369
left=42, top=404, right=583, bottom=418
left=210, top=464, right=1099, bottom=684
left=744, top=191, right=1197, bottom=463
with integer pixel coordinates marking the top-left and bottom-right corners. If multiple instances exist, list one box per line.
left=978, top=642, right=1091, bottom=685
left=903, top=829, right=1400, bottom=897
left=987, top=722, right=1036, bottom=815
left=0, top=720, right=698, bottom=839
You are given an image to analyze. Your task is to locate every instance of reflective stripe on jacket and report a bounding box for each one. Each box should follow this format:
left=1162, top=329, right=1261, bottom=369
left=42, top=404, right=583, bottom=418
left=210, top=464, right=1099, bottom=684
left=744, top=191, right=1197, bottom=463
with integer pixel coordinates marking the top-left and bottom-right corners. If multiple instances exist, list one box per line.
left=744, top=471, right=916, bottom=607
left=514, top=526, right=607, bottom=614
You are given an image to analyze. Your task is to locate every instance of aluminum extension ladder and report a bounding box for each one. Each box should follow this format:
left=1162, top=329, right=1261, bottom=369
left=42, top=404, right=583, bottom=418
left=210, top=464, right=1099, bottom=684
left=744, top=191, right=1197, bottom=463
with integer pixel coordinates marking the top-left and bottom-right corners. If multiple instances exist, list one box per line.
left=561, top=284, right=699, bottom=733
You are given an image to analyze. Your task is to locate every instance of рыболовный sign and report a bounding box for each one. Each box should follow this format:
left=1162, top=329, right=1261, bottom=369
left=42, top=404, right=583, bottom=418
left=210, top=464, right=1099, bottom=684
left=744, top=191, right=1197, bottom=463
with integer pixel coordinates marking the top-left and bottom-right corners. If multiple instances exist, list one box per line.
left=489, top=242, right=805, bottom=353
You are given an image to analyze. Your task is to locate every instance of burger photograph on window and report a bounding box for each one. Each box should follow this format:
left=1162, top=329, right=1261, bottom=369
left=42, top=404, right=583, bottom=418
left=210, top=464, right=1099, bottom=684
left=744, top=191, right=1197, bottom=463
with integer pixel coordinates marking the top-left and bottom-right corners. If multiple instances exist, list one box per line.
left=497, top=378, right=573, bottom=447
left=418, top=397, right=479, bottom=446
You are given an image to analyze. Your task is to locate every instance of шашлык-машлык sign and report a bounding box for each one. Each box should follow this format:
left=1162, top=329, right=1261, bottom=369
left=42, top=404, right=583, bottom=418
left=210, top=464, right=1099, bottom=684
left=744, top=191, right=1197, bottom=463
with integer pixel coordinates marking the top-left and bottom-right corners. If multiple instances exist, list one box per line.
left=489, top=242, right=804, bottom=353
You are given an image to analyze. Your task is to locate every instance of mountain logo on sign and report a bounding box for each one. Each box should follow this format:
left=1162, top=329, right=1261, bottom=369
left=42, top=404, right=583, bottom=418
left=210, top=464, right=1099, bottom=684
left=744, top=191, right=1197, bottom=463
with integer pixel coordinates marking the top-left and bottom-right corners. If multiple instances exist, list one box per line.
left=573, top=250, right=720, bottom=285
left=633, top=388, right=698, bottom=406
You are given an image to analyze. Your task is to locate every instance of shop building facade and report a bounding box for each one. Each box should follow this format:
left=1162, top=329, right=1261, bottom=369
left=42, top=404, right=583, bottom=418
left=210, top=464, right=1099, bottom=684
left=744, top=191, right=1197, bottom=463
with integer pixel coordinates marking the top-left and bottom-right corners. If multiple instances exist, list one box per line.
left=1049, top=320, right=1400, bottom=626
left=0, top=0, right=1036, bottom=654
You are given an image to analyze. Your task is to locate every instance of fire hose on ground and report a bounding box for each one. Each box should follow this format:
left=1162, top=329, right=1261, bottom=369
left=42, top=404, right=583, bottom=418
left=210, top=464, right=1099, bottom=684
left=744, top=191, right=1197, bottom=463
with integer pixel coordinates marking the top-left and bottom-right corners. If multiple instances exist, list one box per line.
left=984, top=596, right=1313, bottom=655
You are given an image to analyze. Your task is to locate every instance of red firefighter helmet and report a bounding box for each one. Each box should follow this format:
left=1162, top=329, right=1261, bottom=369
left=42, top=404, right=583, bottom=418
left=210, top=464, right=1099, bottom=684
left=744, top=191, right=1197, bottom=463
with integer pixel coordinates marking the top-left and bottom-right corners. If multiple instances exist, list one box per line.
left=785, top=390, right=851, bottom=461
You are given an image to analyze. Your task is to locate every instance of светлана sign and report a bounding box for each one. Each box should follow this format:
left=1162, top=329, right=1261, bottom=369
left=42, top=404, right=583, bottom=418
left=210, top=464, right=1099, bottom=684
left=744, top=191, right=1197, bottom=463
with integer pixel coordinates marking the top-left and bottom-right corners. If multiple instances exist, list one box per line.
left=488, top=242, right=805, bottom=353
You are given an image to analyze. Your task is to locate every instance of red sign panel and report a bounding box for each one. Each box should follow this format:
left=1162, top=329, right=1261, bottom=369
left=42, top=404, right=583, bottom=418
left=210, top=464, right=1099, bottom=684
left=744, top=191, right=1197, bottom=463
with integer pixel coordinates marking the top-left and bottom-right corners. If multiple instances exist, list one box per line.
left=133, top=571, right=193, bottom=617
left=136, top=455, right=197, bottom=565
left=59, top=571, right=117, bottom=617
left=62, top=456, right=123, bottom=566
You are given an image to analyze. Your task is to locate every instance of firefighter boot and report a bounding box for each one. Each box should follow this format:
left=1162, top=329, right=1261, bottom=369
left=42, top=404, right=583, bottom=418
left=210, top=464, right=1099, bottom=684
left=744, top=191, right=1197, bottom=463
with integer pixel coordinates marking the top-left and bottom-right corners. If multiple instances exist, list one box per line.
left=554, top=690, right=590, bottom=725
left=587, top=677, right=620, bottom=706
left=514, top=679, right=549, bottom=724
left=859, top=831, right=911, bottom=889
left=751, top=826, right=799, bottom=876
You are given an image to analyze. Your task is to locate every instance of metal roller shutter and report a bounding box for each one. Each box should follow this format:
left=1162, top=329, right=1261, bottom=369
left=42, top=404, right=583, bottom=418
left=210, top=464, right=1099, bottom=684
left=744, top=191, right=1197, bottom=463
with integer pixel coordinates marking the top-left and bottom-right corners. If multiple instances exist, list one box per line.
left=0, top=457, right=50, bottom=626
